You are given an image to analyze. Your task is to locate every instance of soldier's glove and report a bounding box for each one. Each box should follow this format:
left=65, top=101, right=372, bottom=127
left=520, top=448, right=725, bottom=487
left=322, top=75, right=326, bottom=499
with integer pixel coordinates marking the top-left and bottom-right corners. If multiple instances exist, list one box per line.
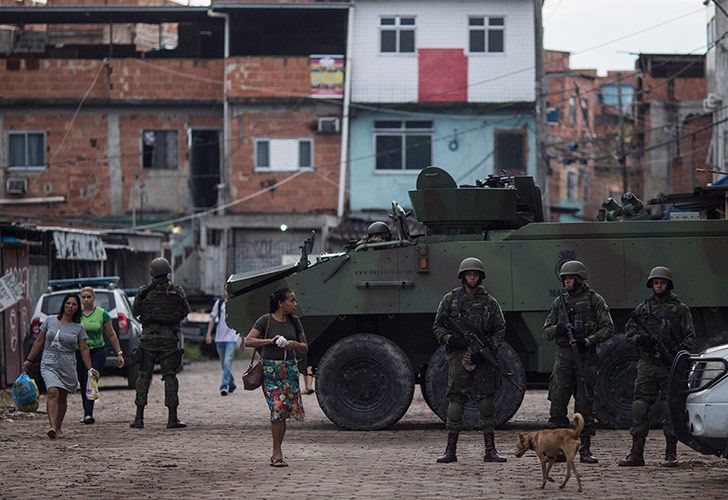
left=470, top=348, right=486, bottom=365
left=573, top=337, right=592, bottom=349
left=447, top=333, right=468, bottom=351
left=636, top=335, right=656, bottom=348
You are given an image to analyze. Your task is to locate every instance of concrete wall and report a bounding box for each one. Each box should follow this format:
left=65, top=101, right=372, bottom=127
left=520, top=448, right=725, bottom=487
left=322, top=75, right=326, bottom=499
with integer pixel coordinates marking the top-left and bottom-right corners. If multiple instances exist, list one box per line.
left=351, top=0, right=536, bottom=103
left=348, top=109, right=536, bottom=211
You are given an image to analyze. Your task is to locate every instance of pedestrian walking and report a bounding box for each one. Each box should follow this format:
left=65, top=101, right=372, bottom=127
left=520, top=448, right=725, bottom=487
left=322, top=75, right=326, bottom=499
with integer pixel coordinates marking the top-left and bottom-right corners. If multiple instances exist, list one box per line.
left=432, top=257, right=508, bottom=464
left=22, top=293, right=99, bottom=439
left=205, top=288, right=241, bottom=396
left=619, top=266, right=695, bottom=467
left=542, top=260, right=614, bottom=463
left=77, top=286, right=125, bottom=424
left=244, top=286, right=308, bottom=467
left=130, top=257, right=190, bottom=429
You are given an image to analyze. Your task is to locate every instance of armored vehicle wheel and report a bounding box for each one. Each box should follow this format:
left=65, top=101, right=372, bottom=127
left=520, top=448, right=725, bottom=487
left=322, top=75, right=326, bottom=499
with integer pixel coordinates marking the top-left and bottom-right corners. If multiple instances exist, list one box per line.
left=422, top=343, right=526, bottom=429
left=594, top=336, right=661, bottom=429
left=316, top=334, right=415, bottom=430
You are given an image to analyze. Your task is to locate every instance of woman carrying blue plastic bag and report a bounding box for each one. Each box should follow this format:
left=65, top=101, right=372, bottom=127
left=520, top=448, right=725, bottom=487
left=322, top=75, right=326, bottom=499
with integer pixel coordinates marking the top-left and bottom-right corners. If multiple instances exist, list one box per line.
left=23, top=293, right=99, bottom=440
left=12, top=372, right=39, bottom=412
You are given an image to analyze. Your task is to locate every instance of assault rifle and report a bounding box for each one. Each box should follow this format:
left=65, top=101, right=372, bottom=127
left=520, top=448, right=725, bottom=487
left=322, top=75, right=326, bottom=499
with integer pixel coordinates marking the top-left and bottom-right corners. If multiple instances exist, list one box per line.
left=440, top=315, right=523, bottom=392
left=558, top=296, right=594, bottom=400
left=629, top=312, right=676, bottom=364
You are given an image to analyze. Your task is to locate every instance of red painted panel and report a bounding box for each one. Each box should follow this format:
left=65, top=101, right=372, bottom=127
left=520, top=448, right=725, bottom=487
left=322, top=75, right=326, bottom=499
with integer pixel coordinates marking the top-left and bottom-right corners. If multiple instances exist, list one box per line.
left=418, top=48, right=468, bottom=102
left=2, top=247, right=30, bottom=387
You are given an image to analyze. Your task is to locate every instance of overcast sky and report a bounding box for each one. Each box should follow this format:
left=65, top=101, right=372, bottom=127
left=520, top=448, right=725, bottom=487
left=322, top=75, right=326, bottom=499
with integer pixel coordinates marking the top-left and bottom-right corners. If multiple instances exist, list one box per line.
left=543, top=0, right=709, bottom=75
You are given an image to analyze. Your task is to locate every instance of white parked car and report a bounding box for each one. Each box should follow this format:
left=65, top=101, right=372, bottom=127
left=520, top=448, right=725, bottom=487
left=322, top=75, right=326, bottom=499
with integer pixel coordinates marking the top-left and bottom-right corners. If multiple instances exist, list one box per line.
left=668, top=345, right=728, bottom=459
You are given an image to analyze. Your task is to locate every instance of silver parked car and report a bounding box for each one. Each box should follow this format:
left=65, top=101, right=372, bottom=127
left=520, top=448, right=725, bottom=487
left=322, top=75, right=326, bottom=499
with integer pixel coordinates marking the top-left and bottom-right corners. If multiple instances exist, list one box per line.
left=24, top=276, right=142, bottom=390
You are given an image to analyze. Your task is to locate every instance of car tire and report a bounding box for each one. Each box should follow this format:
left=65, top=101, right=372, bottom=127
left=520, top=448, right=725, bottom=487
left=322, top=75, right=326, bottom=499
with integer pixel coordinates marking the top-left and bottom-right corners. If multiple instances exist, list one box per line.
left=422, top=343, right=526, bottom=429
left=594, top=335, right=661, bottom=429
left=316, top=334, right=415, bottom=431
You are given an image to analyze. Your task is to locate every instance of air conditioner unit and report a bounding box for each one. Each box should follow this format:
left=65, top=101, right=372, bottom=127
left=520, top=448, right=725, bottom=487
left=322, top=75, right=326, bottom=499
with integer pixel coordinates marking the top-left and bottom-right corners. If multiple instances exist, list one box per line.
left=6, top=177, right=28, bottom=194
left=703, top=92, right=723, bottom=111
left=317, top=117, right=340, bottom=134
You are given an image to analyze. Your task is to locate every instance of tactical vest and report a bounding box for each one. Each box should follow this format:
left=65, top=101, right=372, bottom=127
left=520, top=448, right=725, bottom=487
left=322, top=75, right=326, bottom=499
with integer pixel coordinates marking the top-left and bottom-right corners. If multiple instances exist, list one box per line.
left=449, top=287, right=493, bottom=340
left=140, top=284, right=187, bottom=325
left=563, top=289, right=597, bottom=340
left=636, top=296, right=684, bottom=350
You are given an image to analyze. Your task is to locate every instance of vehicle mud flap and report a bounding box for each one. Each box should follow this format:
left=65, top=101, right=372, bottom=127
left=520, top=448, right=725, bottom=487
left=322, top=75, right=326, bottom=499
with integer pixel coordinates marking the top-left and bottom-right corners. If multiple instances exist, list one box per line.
left=594, top=336, right=661, bottom=429
left=315, top=334, right=415, bottom=431
left=422, top=343, right=525, bottom=429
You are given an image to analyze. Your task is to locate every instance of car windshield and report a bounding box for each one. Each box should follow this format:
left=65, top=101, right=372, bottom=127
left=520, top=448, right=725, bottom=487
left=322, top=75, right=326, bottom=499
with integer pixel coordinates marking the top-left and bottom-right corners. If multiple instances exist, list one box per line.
left=41, top=291, right=115, bottom=315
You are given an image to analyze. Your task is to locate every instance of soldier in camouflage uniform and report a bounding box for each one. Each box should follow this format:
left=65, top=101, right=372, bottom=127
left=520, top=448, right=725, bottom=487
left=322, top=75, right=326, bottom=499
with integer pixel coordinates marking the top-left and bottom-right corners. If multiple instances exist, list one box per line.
left=619, top=266, right=695, bottom=467
left=432, top=257, right=507, bottom=464
left=130, top=257, right=190, bottom=429
left=542, top=260, right=614, bottom=463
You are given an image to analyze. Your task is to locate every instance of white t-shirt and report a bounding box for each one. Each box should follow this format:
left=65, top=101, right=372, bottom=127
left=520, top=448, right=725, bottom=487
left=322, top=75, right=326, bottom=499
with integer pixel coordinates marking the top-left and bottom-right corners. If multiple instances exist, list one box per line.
left=211, top=300, right=239, bottom=343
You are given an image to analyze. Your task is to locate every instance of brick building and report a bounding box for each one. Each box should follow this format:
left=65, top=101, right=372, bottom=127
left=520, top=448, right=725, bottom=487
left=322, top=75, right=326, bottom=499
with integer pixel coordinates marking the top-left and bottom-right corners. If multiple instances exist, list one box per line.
left=0, top=1, right=349, bottom=296
left=543, top=50, right=637, bottom=221
left=634, top=53, right=712, bottom=210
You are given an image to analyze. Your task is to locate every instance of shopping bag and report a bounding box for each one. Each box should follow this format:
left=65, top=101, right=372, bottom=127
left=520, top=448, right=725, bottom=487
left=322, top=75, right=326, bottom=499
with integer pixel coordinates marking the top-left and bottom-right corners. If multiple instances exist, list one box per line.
left=86, top=369, right=100, bottom=401
left=12, top=372, right=39, bottom=412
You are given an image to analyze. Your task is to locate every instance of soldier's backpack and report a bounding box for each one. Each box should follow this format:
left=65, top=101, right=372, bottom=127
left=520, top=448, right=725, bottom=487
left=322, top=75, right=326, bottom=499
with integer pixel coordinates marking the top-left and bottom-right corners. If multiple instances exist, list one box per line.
left=140, top=283, right=188, bottom=325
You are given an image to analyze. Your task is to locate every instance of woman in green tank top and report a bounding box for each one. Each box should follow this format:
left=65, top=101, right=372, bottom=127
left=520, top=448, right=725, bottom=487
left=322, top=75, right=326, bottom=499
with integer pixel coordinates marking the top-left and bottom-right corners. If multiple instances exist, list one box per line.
left=77, top=286, right=125, bottom=424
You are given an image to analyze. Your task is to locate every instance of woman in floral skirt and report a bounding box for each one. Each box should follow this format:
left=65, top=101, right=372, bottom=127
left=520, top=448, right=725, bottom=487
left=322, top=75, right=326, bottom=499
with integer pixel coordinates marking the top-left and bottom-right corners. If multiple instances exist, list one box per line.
left=245, top=286, right=308, bottom=467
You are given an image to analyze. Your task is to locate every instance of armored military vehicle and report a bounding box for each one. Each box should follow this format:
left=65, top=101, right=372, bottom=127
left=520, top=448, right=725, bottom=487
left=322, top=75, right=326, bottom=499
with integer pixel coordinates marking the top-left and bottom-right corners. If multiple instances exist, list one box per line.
left=226, top=167, right=728, bottom=430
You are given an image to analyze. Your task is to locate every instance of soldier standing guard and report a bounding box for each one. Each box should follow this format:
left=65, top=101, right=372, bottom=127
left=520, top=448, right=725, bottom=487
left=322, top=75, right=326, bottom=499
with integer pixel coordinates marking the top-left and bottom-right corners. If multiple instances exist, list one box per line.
left=619, top=266, right=695, bottom=467
left=130, top=257, right=190, bottom=429
left=432, top=257, right=508, bottom=464
left=542, top=260, right=614, bottom=463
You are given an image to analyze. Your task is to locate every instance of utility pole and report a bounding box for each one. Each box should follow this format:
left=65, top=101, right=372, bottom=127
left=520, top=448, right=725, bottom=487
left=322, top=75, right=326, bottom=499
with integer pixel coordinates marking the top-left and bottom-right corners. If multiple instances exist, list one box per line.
left=617, top=72, right=627, bottom=194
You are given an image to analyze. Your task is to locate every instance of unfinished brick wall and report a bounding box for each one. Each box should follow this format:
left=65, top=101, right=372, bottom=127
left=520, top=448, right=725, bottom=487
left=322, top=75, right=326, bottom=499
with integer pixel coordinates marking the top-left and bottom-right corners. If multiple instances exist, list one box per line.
left=227, top=107, right=341, bottom=215
left=227, top=56, right=310, bottom=99
left=0, top=58, right=223, bottom=101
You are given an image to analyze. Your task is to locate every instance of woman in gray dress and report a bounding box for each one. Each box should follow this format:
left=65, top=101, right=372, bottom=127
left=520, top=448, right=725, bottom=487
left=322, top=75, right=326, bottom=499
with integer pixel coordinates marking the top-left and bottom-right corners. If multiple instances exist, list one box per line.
left=23, top=293, right=99, bottom=439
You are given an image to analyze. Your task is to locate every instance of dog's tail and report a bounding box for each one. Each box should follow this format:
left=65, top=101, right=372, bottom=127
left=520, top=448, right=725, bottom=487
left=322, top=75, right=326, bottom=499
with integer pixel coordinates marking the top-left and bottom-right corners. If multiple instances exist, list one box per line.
left=572, top=413, right=585, bottom=435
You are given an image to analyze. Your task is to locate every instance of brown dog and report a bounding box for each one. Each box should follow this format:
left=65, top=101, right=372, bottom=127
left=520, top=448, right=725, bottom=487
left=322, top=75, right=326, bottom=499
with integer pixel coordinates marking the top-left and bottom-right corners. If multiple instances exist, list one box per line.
left=515, top=413, right=584, bottom=492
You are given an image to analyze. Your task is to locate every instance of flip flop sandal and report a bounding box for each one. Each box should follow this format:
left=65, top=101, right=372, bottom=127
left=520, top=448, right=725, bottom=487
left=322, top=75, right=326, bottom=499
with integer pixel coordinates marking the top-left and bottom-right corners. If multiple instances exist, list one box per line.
left=270, top=457, right=288, bottom=468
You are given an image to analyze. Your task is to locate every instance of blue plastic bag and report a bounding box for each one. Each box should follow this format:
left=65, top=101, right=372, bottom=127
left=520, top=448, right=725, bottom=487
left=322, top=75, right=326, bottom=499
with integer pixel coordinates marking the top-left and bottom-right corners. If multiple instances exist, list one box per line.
left=12, top=372, right=39, bottom=412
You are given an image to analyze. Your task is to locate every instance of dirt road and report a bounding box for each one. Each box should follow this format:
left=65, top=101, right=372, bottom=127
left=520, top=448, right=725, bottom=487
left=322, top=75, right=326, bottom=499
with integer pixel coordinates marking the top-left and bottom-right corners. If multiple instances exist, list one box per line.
left=1, top=360, right=726, bottom=499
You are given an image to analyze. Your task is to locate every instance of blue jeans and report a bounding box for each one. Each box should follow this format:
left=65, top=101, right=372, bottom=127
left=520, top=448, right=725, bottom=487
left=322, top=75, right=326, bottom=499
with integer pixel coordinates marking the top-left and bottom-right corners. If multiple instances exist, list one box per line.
left=215, top=341, right=237, bottom=391
left=76, top=347, right=106, bottom=417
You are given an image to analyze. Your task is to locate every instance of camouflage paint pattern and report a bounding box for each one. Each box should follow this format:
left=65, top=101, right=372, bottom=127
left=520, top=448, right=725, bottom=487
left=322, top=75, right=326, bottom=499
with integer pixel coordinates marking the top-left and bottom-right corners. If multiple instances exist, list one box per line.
left=625, top=292, right=696, bottom=438
left=225, top=167, right=728, bottom=427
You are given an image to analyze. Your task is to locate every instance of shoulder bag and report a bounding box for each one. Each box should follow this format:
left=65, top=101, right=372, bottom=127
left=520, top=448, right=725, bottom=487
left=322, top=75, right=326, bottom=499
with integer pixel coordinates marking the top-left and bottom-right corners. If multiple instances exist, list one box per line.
left=242, top=314, right=269, bottom=390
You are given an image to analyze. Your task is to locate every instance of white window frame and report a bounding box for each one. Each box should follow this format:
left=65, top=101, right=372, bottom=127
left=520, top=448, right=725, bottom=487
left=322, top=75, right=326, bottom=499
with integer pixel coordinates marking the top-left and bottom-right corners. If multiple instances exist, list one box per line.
left=7, top=130, right=46, bottom=171
left=373, top=120, right=433, bottom=173
left=254, top=138, right=314, bottom=172
left=379, top=16, right=417, bottom=55
left=467, top=15, right=506, bottom=55
left=141, top=130, right=179, bottom=170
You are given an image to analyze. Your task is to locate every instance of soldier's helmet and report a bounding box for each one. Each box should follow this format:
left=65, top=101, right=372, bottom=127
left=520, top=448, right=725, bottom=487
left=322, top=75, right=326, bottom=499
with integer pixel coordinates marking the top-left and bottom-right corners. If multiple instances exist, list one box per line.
left=367, top=221, right=391, bottom=241
left=646, top=266, right=673, bottom=288
left=457, top=257, right=485, bottom=279
left=559, top=260, right=588, bottom=280
left=150, top=257, right=172, bottom=277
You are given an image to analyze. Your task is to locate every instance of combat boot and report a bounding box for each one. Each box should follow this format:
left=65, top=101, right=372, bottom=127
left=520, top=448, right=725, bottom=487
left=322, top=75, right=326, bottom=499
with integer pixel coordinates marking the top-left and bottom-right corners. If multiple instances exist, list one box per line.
left=663, top=437, right=678, bottom=467
left=483, top=432, right=507, bottom=462
left=166, top=406, right=187, bottom=429
left=129, top=405, right=144, bottom=429
left=618, top=435, right=646, bottom=466
left=436, top=432, right=458, bottom=463
left=579, top=435, right=599, bottom=464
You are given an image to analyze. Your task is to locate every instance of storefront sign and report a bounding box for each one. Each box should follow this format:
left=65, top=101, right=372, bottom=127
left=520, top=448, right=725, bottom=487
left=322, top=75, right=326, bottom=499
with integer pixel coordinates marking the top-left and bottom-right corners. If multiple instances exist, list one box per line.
left=310, top=55, right=344, bottom=98
left=0, top=272, right=23, bottom=312
left=53, top=231, right=107, bottom=261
